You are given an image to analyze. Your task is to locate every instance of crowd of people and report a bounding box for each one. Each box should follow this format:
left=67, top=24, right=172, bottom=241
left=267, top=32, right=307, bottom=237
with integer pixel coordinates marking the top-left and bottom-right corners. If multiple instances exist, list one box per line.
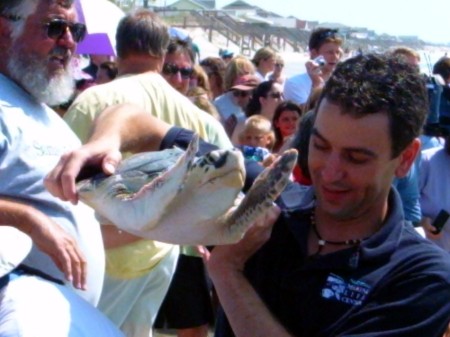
left=1, top=1, right=450, bottom=337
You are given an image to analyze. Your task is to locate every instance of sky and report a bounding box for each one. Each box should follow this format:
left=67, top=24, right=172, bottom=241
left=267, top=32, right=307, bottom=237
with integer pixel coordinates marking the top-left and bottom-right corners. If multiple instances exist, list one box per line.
left=211, top=0, right=450, bottom=44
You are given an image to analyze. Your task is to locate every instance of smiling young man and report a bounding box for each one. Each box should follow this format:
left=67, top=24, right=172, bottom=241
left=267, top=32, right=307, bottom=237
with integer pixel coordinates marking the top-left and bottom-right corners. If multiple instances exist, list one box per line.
left=284, top=28, right=343, bottom=106
left=208, top=53, right=450, bottom=337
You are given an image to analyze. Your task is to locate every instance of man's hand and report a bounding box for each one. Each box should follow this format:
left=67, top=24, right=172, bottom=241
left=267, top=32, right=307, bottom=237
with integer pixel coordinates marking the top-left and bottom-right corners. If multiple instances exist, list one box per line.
left=421, top=217, right=444, bottom=240
left=0, top=198, right=88, bottom=290
left=29, top=212, right=88, bottom=290
left=305, top=59, right=326, bottom=88
left=205, top=205, right=281, bottom=276
left=44, top=141, right=122, bottom=204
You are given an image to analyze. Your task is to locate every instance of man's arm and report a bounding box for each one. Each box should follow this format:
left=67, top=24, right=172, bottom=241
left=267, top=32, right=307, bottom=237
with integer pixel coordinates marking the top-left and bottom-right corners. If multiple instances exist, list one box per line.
left=45, top=103, right=172, bottom=204
left=0, top=197, right=87, bottom=289
left=206, top=206, right=295, bottom=337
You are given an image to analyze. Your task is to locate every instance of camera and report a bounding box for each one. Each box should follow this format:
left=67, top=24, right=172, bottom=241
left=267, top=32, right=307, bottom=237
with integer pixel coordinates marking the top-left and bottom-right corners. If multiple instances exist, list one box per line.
left=431, top=209, right=450, bottom=235
left=313, top=55, right=326, bottom=67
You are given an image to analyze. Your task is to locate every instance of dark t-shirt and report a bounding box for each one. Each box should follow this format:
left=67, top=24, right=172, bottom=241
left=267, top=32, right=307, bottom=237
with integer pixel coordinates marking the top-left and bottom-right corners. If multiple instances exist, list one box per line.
left=163, top=127, right=450, bottom=337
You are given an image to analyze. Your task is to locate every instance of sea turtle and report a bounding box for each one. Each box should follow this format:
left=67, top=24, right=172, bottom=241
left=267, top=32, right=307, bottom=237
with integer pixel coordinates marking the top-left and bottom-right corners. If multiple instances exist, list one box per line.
left=77, top=135, right=298, bottom=245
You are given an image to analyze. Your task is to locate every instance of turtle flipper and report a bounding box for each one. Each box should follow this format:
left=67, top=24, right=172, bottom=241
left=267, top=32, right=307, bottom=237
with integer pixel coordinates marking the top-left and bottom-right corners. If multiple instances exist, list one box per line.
left=117, top=134, right=199, bottom=231
left=78, top=135, right=199, bottom=231
left=223, top=149, right=298, bottom=243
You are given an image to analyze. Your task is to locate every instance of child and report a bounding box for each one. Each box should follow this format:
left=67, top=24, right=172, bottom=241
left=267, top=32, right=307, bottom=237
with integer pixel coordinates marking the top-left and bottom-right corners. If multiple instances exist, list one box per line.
left=237, top=115, right=275, bottom=164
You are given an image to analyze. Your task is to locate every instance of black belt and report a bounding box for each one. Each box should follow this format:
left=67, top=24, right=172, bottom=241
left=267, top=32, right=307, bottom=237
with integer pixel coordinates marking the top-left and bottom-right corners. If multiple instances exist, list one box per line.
left=0, top=264, right=64, bottom=290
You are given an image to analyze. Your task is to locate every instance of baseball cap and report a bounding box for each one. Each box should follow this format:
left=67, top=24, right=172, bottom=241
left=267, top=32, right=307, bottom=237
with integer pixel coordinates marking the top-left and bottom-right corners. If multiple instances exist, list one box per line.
left=219, top=49, right=234, bottom=58
left=0, top=227, right=32, bottom=277
left=231, top=74, right=260, bottom=91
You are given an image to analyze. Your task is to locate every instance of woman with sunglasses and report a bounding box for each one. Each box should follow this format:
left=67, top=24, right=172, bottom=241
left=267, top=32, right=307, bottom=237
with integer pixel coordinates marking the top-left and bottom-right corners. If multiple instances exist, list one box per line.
left=162, top=38, right=195, bottom=96
left=213, top=56, right=257, bottom=136
left=230, top=80, right=284, bottom=144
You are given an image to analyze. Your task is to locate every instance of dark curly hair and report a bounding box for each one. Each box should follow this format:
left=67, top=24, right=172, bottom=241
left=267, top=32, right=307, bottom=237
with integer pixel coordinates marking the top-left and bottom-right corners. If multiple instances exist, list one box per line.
left=318, top=53, right=428, bottom=158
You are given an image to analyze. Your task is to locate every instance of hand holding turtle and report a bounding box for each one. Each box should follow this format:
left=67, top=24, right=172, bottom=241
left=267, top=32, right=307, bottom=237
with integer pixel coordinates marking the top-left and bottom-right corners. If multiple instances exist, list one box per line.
left=206, top=205, right=281, bottom=275
left=46, top=103, right=172, bottom=205
left=45, top=140, right=122, bottom=205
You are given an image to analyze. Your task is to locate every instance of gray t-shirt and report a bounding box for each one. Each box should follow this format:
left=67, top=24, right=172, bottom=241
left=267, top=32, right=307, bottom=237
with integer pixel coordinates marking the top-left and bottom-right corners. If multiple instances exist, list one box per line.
left=0, top=74, right=104, bottom=305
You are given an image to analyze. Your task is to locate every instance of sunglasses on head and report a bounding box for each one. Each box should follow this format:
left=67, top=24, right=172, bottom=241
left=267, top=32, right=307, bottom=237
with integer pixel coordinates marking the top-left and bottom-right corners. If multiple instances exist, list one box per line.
left=267, top=92, right=283, bottom=99
left=162, top=63, right=193, bottom=79
left=44, top=19, right=87, bottom=43
left=233, top=90, right=251, bottom=98
left=317, top=29, right=339, bottom=42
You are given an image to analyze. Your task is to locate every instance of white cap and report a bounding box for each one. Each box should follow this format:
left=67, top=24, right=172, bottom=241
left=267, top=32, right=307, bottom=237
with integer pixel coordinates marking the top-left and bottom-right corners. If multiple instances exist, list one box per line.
left=0, top=227, right=32, bottom=278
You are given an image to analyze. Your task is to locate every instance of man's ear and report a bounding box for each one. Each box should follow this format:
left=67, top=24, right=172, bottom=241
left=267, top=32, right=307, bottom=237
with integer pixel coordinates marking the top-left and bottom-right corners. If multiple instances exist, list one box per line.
left=394, top=138, right=420, bottom=178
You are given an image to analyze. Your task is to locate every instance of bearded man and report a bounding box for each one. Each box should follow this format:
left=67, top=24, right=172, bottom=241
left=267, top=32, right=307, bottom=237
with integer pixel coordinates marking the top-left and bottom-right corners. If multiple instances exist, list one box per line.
left=0, top=1, right=125, bottom=335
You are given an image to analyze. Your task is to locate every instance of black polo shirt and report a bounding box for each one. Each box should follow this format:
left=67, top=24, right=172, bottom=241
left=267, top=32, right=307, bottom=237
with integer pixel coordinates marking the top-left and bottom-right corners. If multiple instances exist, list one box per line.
left=162, top=127, right=450, bottom=336
left=243, top=188, right=450, bottom=336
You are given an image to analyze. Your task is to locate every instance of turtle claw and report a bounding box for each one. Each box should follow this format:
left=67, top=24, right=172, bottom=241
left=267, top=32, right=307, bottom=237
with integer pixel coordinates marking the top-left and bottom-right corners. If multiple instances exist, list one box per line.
left=224, top=149, right=298, bottom=243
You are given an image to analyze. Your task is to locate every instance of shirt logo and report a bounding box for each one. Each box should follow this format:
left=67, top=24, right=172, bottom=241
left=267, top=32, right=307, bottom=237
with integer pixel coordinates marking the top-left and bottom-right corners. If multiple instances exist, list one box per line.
left=321, top=273, right=370, bottom=306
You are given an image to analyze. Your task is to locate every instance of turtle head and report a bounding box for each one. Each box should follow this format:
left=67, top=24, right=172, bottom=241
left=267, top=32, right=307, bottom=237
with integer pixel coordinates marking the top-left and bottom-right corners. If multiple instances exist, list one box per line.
left=186, top=148, right=246, bottom=191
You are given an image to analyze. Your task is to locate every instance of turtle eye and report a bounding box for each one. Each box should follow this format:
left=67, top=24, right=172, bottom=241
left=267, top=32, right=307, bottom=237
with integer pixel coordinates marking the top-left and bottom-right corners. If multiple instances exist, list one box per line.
left=110, top=184, right=132, bottom=199
left=206, top=151, right=228, bottom=169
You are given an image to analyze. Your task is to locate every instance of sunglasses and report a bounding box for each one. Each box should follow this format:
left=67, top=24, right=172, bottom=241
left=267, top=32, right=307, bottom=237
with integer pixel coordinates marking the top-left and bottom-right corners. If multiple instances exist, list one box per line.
left=44, top=19, right=87, bottom=43
left=267, top=92, right=283, bottom=99
left=317, top=29, right=339, bottom=42
left=232, top=90, right=251, bottom=98
left=162, top=63, right=193, bottom=79
left=275, top=63, right=284, bottom=68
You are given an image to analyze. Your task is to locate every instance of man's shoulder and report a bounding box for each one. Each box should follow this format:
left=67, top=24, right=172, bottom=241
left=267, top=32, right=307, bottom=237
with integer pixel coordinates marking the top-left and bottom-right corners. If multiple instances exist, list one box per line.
left=77, top=72, right=163, bottom=96
left=395, top=224, right=450, bottom=278
left=285, top=72, right=309, bottom=84
left=67, top=73, right=161, bottom=113
left=213, top=92, right=233, bottom=108
left=283, top=72, right=311, bottom=104
left=422, top=146, right=445, bottom=161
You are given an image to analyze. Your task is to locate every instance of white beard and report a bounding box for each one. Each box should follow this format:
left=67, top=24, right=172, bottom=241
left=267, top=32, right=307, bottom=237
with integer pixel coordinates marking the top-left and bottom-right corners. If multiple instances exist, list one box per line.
left=7, top=47, right=75, bottom=106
